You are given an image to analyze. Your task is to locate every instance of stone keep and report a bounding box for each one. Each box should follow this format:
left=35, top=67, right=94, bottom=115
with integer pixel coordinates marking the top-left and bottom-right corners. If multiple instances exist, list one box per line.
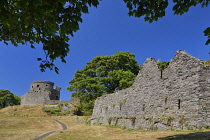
left=91, top=50, right=210, bottom=130
left=21, top=81, right=61, bottom=105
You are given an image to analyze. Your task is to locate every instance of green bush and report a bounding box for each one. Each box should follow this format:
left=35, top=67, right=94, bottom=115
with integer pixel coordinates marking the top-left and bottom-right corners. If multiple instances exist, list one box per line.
left=43, top=107, right=61, bottom=115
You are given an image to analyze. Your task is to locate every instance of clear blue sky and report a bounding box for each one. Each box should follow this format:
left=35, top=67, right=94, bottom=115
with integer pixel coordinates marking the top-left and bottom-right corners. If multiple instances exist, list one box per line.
left=0, top=0, right=210, bottom=100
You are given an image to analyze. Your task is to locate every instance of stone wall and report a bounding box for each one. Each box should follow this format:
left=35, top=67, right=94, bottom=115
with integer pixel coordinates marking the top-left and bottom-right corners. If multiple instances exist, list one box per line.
left=21, top=81, right=61, bottom=105
left=91, top=50, right=210, bottom=130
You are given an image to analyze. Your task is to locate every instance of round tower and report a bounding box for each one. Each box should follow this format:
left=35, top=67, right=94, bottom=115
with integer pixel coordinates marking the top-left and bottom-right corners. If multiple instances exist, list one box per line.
left=30, top=81, right=54, bottom=92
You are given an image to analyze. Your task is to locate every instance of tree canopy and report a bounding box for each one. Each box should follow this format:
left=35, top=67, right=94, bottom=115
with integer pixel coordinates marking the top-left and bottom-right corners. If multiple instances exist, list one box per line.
left=1, top=0, right=209, bottom=73
left=157, top=61, right=170, bottom=70
left=67, top=52, right=140, bottom=111
left=0, top=89, right=21, bottom=109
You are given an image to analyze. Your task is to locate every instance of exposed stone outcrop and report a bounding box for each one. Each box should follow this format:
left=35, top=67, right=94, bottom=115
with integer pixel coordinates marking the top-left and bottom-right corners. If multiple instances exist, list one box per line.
left=91, top=50, right=210, bottom=130
left=21, top=81, right=61, bottom=105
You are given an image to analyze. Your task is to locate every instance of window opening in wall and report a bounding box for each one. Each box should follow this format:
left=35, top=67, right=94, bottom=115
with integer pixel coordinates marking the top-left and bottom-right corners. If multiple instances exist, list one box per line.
left=37, top=85, right=39, bottom=87
left=142, top=104, right=145, bottom=111
left=56, top=96, right=59, bottom=100
left=39, top=88, right=41, bottom=90
left=165, top=97, right=167, bottom=104
left=178, top=99, right=181, bottom=109
left=32, top=86, right=33, bottom=88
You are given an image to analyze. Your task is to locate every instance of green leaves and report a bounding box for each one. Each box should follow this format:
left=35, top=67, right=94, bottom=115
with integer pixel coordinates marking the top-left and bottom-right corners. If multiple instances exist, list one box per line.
left=124, top=0, right=169, bottom=23
left=204, top=27, right=210, bottom=45
left=0, top=0, right=100, bottom=73
left=0, top=89, right=20, bottom=108
left=1, top=0, right=210, bottom=74
left=157, top=61, right=169, bottom=70
left=124, top=0, right=210, bottom=48
left=124, top=0, right=209, bottom=22
left=67, top=52, right=140, bottom=105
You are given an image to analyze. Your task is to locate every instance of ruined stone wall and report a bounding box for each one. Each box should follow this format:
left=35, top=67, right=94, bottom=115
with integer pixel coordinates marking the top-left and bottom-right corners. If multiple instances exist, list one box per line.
left=21, top=81, right=61, bottom=105
left=91, top=50, right=210, bottom=130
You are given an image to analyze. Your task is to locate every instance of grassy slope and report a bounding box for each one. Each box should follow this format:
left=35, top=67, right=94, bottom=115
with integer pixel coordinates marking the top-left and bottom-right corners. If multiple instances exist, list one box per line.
left=0, top=105, right=60, bottom=140
left=44, top=116, right=210, bottom=140
left=1, top=105, right=210, bottom=140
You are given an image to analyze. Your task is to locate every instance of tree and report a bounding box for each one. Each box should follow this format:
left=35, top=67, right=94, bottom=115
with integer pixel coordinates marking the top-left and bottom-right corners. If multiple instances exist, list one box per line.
left=67, top=52, right=140, bottom=112
left=157, top=61, right=170, bottom=79
left=1, top=0, right=209, bottom=73
left=157, top=61, right=170, bottom=71
left=0, top=89, right=21, bottom=109
left=0, top=0, right=100, bottom=73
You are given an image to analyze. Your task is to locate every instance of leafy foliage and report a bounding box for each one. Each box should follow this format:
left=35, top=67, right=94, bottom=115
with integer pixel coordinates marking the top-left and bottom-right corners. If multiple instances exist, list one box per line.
left=0, top=0, right=99, bottom=73
left=124, top=0, right=210, bottom=45
left=0, top=89, right=20, bottom=109
left=157, top=61, right=170, bottom=70
left=67, top=52, right=140, bottom=111
left=124, top=0, right=209, bottom=22
left=43, top=107, right=62, bottom=115
left=1, top=0, right=209, bottom=72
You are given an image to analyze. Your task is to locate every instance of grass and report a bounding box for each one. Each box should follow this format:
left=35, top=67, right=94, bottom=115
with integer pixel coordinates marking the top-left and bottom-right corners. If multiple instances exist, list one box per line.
left=1, top=105, right=210, bottom=140
left=203, top=60, right=210, bottom=66
left=0, top=105, right=49, bottom=117
left=0, top=105, right=61, bottom=140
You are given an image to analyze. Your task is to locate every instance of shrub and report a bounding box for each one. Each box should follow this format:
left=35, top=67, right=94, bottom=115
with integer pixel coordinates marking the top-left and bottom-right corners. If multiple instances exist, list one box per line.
left=43, top=107, right=61, bottom=115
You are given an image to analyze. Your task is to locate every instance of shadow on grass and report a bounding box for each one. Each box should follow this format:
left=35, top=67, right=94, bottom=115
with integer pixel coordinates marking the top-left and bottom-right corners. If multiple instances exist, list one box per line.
left=157, top=131, right=210, bottom=140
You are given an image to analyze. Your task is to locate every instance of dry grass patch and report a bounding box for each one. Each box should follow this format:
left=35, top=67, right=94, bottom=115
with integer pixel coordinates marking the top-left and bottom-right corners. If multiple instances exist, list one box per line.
left=1, top=106, right=210, bottom=140
left=44, top=116, right=210, bottom=140
left=0, top=105, right=62, bottom=140
left=0, top=115, right=61, bottom=140
left=0, top=105, right=49, bottom=117
left=203, top=60, right=210, bottom=66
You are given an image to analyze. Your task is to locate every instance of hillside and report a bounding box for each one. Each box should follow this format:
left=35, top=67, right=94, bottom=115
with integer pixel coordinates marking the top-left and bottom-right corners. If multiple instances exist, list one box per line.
left=1, top=105, right=210, bottom=140
left=0, top=105, right=49, bottom=117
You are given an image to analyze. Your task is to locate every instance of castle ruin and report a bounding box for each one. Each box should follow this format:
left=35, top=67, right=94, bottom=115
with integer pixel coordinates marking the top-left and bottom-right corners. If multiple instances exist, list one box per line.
left=91, top=50, right=210, bottom=130
left=21, top=81, right=61, bottom=105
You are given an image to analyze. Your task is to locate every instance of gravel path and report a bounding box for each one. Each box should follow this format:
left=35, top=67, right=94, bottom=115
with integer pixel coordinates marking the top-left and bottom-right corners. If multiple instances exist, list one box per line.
left=52, top=119, right=67, bottom=130
left=33, top=131, right=56, bottom=140
left=33, top=119, right=67, bottom=140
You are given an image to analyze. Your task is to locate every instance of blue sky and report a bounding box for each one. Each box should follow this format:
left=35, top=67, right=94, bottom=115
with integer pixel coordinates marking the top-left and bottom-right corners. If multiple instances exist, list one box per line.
left=0, top=0, right=210, bottom=100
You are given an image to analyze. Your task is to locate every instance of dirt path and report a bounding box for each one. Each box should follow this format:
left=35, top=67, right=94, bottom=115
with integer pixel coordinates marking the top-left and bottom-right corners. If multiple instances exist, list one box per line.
left=33, top=119, right=67, bottom=140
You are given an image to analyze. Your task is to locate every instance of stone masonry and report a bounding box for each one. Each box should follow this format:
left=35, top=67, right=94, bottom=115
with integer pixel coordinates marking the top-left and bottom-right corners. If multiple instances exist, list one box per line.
left=21, top=81, right=61, bottom=105
left=91, top=50, right=210, bottom=130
